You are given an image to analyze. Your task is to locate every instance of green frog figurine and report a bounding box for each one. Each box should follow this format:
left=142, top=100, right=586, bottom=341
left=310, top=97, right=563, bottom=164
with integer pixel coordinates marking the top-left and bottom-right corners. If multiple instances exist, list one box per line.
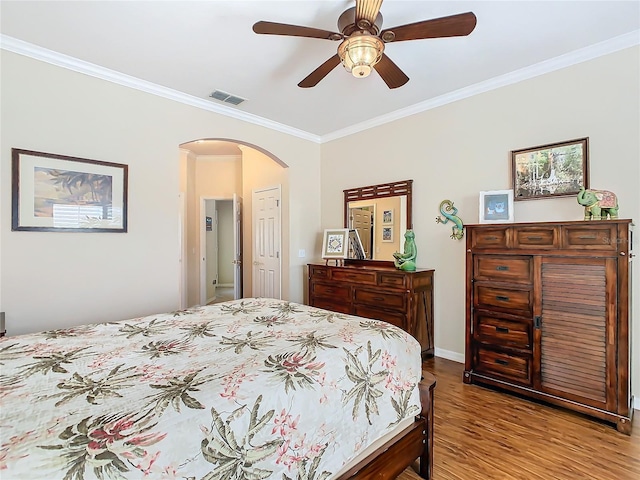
left=393, top=230, right=417, bottom=271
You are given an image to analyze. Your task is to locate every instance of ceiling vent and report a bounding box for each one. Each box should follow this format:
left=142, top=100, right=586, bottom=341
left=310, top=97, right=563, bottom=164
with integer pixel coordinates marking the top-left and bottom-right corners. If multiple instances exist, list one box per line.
left=208, top=90, right=246, bottom=106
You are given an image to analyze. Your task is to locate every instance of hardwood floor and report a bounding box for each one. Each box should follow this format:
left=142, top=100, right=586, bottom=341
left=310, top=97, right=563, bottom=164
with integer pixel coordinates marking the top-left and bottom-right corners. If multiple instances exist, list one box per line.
left=399, top=357, right=640, bottom=480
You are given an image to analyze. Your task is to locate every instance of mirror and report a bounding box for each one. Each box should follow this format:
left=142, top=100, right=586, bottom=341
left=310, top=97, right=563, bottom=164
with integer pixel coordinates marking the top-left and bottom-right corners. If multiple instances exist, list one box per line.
left=344, top=180, right=413, bottom=261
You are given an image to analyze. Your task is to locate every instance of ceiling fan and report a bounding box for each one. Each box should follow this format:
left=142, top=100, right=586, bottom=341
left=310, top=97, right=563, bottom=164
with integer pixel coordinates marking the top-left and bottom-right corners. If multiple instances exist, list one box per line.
left=253, top=0, right=477, bottom=89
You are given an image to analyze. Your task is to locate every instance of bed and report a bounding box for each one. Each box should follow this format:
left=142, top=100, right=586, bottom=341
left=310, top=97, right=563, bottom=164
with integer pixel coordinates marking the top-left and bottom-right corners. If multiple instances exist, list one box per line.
left=0, top=298, right=434, bottom=479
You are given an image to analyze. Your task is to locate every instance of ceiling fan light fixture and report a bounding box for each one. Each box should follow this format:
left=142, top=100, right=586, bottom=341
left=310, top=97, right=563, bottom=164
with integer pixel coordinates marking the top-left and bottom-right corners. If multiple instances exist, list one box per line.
left=338, top=34, right=384, bottom=78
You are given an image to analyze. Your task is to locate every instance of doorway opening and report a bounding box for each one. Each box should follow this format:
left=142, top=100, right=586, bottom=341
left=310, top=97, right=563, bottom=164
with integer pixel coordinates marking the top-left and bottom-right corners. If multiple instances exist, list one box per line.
left=178, top=139, right=288, bottom=308
left=201, top=198, right=237, bottom=305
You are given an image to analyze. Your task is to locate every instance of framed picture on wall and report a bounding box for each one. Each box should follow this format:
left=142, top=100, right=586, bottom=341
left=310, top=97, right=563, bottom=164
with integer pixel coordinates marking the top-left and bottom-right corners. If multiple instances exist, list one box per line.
left=322, top=229, right=350, bottom=259
left=479, top=190, right=514, bottom=224
left=382, top=209, right=394, bottom=225
left=382, top=226, right=394, bottom=242
left=511, top=137, right=589, bottom=201
left=11, top=148, right=128, bottom=232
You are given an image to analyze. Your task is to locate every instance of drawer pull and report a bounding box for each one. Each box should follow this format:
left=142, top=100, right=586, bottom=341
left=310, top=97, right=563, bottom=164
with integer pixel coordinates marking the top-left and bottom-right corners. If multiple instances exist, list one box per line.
left=495, top=326, right=509, bottom=333
left=495, top=265, right=509, bottom=271
left=485, top=236, right=498, bottom=241
left=578, top=235, right=597, bottom=240
left=494, top=359, right=509, bottom=366
left=526, top=236, right=543, bottom=241
left=372, top=296, right=385, bottom=302
left=495, top=295, right=510, bottom=302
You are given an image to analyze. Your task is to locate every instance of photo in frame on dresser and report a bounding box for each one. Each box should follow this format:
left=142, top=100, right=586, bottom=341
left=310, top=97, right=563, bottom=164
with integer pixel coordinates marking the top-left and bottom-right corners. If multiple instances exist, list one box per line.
left=321, top=228, right=349, bottom=266
left=478, top=190, right=514, bottom=224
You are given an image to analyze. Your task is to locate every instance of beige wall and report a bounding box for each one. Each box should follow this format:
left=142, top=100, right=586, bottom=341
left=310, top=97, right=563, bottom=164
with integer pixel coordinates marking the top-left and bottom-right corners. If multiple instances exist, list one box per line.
left=321, top=46, right=640, bottom=401
left=2, top=42, right=638, bottom=405
left=0, top=50, right=321, bottom=335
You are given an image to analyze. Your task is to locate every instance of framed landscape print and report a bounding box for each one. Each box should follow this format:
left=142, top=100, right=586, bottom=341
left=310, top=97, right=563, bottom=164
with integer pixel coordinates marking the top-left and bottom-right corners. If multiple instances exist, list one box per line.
left=479, top=190, right=514, bottom=224
left=511, top=137, right=589, bottom=201
left=12, top=149, right=128, bottom=232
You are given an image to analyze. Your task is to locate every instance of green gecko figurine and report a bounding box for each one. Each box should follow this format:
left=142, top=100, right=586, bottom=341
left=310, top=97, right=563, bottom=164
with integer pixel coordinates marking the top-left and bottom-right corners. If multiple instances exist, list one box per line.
left=436, top=199, right=464, bottom=240
left=393, top=230, right=417, bottom=271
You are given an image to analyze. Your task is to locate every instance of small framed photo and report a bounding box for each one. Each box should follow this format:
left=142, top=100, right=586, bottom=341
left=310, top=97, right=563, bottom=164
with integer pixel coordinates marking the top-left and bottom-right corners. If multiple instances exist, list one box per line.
left=479, top=190, right=514, bottom=224
left=322, top=228, right=349, bottom=259
left=382, top=226, right=394, bottom=242
left=511, top=137, right=589, bottom=201
left=12, top=148, right=128, bottom=232
left=382, top=209, right=394, bottom=225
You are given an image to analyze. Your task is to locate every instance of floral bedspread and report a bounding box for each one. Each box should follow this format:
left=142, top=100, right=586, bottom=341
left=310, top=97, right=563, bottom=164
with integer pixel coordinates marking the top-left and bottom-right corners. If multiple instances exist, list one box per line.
left=0, top=298, right=422, bottom=480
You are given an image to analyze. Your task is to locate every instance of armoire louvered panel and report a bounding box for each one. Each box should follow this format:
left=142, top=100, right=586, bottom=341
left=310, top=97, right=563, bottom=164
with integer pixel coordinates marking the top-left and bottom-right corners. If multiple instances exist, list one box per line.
left=540, top=262, right=608, bottom=405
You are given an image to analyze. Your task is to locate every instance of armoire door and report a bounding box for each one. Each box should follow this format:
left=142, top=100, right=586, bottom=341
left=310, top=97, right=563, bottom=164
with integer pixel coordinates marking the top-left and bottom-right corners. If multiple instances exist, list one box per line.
left=536, top=256, right=617, bottom=412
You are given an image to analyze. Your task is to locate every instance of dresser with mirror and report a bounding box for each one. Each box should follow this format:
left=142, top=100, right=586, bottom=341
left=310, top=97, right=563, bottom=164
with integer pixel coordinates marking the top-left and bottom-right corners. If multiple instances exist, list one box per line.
left=308, top=180, right=435, bottom=356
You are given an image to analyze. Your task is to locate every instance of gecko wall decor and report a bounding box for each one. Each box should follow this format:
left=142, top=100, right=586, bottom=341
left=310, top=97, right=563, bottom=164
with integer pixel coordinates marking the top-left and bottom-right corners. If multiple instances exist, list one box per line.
left=436, top=199, right=464, bottom=240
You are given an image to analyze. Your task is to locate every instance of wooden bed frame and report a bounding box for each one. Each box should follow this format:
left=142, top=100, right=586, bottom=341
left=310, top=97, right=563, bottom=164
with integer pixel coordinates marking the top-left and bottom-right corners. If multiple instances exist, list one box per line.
left=338, top=371, right=436, bottom=480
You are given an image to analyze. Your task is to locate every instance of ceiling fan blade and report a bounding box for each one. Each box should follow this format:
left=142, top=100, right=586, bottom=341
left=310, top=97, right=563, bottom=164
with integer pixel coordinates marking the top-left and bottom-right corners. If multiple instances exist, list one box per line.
left=355, top=0, right=383, bottom=25
left=374, top=54, right=409, bottom=89
left=253, top=21, right=343, bottom=40
left=380, top=12, right=477, bottom=42
left=298, top=54, right=341, bottom=88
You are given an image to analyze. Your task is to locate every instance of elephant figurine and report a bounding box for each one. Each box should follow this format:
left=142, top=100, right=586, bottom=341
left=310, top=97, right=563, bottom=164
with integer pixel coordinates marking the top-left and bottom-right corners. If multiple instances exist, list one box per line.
left=577, top=187, right=619, bottom=220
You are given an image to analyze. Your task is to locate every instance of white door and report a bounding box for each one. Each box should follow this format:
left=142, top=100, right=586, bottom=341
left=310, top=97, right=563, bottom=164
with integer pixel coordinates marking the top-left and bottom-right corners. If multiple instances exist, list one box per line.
left=350, top=206, right=373, bottom=259
left=233, top=194, right=243, bottom=299
left=252, top=186, right=281, bottom=299
left=201, top=199, right=219, bottom=305
left=178, top=193, right=187, bottom=309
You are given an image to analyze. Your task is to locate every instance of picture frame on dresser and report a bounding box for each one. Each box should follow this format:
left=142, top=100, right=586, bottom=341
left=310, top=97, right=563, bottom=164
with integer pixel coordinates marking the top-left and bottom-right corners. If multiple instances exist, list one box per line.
left=11, top=148, right=128, bottom=232
left=321, top=228, right=350, bottom=259
left=478, top=190, right=514, bottom=224
left=511, top=137, right=589, bottom=201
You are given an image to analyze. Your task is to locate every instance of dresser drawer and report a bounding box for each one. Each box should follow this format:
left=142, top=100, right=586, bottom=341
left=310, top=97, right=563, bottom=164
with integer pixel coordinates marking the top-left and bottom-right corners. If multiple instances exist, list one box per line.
left=354, top=288, right=405, bottom=311
left=561, top=224, right=618, bottom=250
left=331, top=269, right=377, bottom=285
left=378, top=272, right=406, bottom=288
left=309, top=265, right=329, bottom=279
left=513, top=226, right=559, bottom=249
left=354, top=305, right=406, bottom=330
left=474, top=313, right=532, bottom=350
left=310, top=297, right=351, bottom=315
left=474, top=255, right=532, bottom=284
left=310, top=282, right=351, bottom=301
left=474, top=285, right=532, bottom=314
left=475, top=347, right=532, bottom=385
left=470, top=227, right=508, bottom=249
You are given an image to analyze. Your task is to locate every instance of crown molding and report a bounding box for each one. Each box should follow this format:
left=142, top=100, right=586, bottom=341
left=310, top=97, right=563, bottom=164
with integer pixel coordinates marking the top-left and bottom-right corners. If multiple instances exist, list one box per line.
left=0, top=34, right=321, bottom=144
left=321, top=30, right=640, bottom=143
left=2, top=31, right=638, bottom=145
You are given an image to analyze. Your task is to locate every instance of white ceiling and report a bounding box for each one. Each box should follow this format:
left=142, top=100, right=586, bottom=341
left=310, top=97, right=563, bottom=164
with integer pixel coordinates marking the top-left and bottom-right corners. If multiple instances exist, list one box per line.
left=1, top=1, right=639, bottom=142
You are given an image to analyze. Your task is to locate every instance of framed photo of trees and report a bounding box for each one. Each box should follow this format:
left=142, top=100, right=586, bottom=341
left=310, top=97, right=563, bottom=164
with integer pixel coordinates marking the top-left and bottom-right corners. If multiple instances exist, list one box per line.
left=11, top=149, right=128, bottom=232
left=511, top=137, right=589, bottom=201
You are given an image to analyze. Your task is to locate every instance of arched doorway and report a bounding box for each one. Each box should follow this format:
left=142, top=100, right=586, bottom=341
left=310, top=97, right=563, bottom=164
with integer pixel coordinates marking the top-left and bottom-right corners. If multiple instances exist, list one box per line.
left=178, top=139, right=288, bottom=308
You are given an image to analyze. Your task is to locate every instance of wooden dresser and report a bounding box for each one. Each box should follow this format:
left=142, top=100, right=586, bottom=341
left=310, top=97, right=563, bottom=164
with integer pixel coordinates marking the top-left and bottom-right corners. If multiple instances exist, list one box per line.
left=464, top=220, right=634, bottom=433
left=308, top=261, right=434, bottom=356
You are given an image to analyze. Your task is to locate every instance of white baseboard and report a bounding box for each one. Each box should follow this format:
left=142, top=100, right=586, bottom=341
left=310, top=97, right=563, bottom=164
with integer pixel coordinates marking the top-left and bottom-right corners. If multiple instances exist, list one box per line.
left=434, top=348, right=464, bottom=363
left=634, top=397, right=639, bottom=411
